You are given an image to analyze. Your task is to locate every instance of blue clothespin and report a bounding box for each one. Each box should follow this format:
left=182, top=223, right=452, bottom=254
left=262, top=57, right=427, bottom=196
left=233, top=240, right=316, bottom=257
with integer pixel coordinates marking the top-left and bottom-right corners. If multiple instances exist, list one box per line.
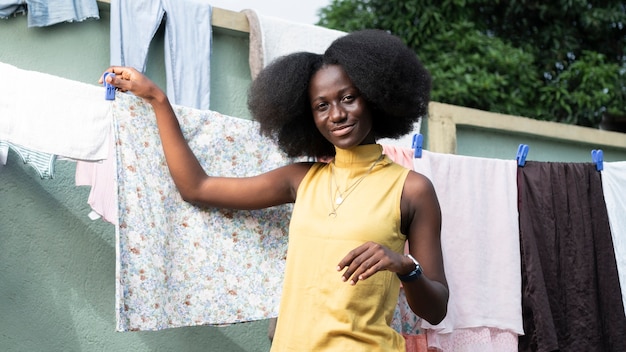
left=516, top=144, right=529, bottom=167
left=412, top=133, right=423, bottom=158
left=103, top=72, right=116, bottom=100
left=591, top=149, right=604, bottom=171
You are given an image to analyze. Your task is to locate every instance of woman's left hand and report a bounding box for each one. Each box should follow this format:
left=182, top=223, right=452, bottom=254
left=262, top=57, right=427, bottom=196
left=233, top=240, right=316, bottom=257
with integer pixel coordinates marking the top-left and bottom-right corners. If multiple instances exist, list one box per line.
left=336, top=241, right=405, bottom=285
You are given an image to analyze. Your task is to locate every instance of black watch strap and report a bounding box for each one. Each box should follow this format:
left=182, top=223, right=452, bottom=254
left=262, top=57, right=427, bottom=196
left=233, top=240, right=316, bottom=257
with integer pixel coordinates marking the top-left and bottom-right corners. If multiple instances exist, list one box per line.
left=397, top=254, right=423, bottom=282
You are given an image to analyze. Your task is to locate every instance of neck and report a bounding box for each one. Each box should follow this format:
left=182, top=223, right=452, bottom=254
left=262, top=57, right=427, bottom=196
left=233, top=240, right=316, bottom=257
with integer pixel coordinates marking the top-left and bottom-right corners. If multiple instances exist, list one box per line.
left=333, top=144, right=383, bottom=168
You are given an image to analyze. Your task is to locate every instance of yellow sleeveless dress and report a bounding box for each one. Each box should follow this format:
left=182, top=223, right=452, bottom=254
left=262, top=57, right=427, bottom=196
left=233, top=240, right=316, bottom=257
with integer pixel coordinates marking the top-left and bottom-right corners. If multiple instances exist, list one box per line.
left=271, top=144, right=410, bottom=351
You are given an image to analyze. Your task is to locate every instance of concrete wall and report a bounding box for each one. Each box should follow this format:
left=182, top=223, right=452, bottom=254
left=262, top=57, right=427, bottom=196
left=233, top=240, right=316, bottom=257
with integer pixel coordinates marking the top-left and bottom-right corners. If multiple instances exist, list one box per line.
left=426, top=102, right=626, bottom=162
left=1, top=2, right=625, bottom=352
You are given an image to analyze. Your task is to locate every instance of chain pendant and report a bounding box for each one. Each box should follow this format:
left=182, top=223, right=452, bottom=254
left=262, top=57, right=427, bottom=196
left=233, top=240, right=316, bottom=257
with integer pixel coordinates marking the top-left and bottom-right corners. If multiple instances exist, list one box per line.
left=328, top=153, right=384, bottom=218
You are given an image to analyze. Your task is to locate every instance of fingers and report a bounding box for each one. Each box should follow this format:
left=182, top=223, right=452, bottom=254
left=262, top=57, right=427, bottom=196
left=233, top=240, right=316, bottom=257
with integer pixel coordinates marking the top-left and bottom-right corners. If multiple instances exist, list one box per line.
left=337, top=242, right=393, bottom=285
left=336, top=244, right=367, bottom=272
left=98, top=66, right=165, bottom=105
left=99, top=66, right=117, bottom=84
left=106, top=73, right=129, bottom=92
left=110, top=66, right=141, bottom=82
left=99, top=66, right=136, bottom=85
left=99, top=66, right=154, bottom=97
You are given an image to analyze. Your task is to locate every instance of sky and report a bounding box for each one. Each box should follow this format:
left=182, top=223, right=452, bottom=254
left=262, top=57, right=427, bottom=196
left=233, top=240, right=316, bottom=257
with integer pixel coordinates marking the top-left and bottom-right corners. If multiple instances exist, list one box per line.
left=208, top=0, right=332, bottom=25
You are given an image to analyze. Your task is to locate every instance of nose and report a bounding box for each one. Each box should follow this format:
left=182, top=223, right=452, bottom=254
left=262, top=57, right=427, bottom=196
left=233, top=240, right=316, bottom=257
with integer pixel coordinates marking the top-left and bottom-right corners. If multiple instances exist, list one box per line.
left=328, top=103, right=347, bottom=123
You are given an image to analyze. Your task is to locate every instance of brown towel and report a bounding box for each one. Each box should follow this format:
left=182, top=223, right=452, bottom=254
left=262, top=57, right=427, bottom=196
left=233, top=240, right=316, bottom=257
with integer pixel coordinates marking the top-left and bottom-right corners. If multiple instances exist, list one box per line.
left=518, top=161, right=626, bottom=352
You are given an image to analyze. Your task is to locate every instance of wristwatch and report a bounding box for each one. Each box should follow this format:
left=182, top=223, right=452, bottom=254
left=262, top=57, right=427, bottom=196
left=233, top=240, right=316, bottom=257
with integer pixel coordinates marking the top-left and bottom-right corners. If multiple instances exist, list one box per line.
left=397, top=254, right=423, bottom=282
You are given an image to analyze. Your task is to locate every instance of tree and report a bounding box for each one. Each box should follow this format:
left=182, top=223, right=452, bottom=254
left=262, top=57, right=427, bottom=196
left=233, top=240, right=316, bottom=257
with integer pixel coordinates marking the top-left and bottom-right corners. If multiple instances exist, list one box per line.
left=317, top=0, right=626, bottom=128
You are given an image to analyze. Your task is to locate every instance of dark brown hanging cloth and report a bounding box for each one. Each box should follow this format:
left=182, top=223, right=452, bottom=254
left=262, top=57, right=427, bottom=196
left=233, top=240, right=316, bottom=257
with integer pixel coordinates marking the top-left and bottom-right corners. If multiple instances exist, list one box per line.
left=517, top=162, right=626, bottom=352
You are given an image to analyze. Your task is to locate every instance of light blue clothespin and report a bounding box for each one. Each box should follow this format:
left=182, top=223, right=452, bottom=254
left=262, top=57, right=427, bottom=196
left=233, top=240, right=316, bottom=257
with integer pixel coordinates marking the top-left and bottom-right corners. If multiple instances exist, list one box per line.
left=591, top=149, right=604, bottom=171
left=412, top=133, right=423, bottom=158
left=103, top=72, right=116, bottom=101
left=516, top=144, right=529, bottom=167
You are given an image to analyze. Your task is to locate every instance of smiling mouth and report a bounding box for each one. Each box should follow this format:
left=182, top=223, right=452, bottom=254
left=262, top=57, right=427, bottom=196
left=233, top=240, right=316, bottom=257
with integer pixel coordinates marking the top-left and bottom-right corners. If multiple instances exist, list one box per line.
left=331, top=124, right=355, bottom=137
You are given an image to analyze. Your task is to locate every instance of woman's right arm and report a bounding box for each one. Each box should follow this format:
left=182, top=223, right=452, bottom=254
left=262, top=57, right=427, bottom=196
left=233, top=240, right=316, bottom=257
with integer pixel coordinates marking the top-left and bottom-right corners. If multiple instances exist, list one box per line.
left=102, top=66, right=310, bottom=210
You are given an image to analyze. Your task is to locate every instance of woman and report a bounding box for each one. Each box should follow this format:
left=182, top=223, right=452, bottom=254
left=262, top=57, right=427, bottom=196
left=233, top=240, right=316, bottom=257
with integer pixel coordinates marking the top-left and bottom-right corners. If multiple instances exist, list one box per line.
left=103, top=29, right=448, bottom=351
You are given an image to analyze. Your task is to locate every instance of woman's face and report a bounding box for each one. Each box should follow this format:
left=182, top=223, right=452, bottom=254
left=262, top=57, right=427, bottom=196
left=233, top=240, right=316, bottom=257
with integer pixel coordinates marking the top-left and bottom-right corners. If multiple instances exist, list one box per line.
left=309, top=64, right=375, bottom=149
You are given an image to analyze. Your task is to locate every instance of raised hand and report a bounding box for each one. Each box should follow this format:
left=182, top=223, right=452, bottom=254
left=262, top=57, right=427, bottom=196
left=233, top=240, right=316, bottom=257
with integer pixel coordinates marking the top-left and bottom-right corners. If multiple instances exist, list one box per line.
left=99, top=66, right=166, bottom=103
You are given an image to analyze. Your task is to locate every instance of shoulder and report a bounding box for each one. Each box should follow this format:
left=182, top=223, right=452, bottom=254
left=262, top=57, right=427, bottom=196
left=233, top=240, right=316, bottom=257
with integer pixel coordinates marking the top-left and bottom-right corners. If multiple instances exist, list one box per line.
left=403, top=170, right=435, bottom=196
left=400, top=170, right=442, bottom=238
left=282, top=161, right=317, bottom=187
left=401, top=170, right=440, bottom=216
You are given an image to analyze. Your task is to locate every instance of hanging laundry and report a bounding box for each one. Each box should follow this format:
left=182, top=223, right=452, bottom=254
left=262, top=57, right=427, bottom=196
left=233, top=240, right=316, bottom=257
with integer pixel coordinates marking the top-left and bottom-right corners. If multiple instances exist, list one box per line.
left=27, top=0, right=99, bottom=26
left=75, top=129, right=118, bottom=223
left=113, top=92, right=296, bottom=331
left=382, top=144, right=414, bottom=169
left=0, top=141, right=56, bottom=179
left=518, top=161, right=626, bottom=352
left=109, top=0, right=212, bottom=110
left=601, top=161, right=626, bottom=316
left=0, top=1, right=26, bottom=19
left=0, top=62, right=111, bottom=161
left=0, top=0, right=99, bottom=27
left=410, top=151, right=522, bottom=352
left=242, top=9, right=346, bottom=79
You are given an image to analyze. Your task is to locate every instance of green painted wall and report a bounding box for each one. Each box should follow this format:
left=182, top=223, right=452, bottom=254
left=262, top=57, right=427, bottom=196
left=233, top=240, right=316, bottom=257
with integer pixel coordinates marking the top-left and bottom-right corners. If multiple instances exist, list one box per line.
left=456, top=125, right=626, bottom=162
left=1, top=3, right=269, bottom=352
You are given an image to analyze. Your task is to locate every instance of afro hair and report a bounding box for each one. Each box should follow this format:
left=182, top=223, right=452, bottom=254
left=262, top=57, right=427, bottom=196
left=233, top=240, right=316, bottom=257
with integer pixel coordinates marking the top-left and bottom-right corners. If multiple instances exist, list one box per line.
left=247, top=29, right=431, bottom=159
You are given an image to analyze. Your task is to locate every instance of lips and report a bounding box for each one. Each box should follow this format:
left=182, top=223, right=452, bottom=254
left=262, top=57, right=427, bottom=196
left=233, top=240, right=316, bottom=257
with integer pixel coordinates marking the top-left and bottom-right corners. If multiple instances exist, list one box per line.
left=330, top=124, right=355, bottom=137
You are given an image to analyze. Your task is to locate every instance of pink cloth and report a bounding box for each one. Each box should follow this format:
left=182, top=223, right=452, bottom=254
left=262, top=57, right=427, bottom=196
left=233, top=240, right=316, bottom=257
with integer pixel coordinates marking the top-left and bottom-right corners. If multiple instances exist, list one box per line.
left=75, top=130, right=118, bottom=224
left=403, top=333, right=431, bottom=352
left=382, top=144, right=413, bottom=169
left=426, top=327, right=518, bottom=352
left=366, top=146, right=524, bottom=350
left=412, top=151, right=522, bottom=351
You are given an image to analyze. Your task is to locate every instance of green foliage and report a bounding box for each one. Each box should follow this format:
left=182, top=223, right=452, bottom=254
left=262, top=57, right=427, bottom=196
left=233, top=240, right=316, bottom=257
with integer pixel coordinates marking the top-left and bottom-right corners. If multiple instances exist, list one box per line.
left=317, top=0, right=626, bottom=127
left=420, top=21, right=543, bottom=119
left=539, top=51, right=626, bottom=126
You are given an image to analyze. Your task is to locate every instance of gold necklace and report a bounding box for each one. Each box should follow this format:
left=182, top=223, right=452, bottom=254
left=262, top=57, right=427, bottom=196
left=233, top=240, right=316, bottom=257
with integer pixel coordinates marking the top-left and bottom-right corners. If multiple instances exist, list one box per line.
left=328, top=153, right=384, bottom=217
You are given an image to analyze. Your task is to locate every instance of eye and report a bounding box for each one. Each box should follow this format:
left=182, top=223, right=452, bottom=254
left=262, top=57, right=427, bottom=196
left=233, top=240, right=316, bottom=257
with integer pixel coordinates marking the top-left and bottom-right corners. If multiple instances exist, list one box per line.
left=341, top=94, right=355, bottom=103
left=314, top=102, right=329, bottom=111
